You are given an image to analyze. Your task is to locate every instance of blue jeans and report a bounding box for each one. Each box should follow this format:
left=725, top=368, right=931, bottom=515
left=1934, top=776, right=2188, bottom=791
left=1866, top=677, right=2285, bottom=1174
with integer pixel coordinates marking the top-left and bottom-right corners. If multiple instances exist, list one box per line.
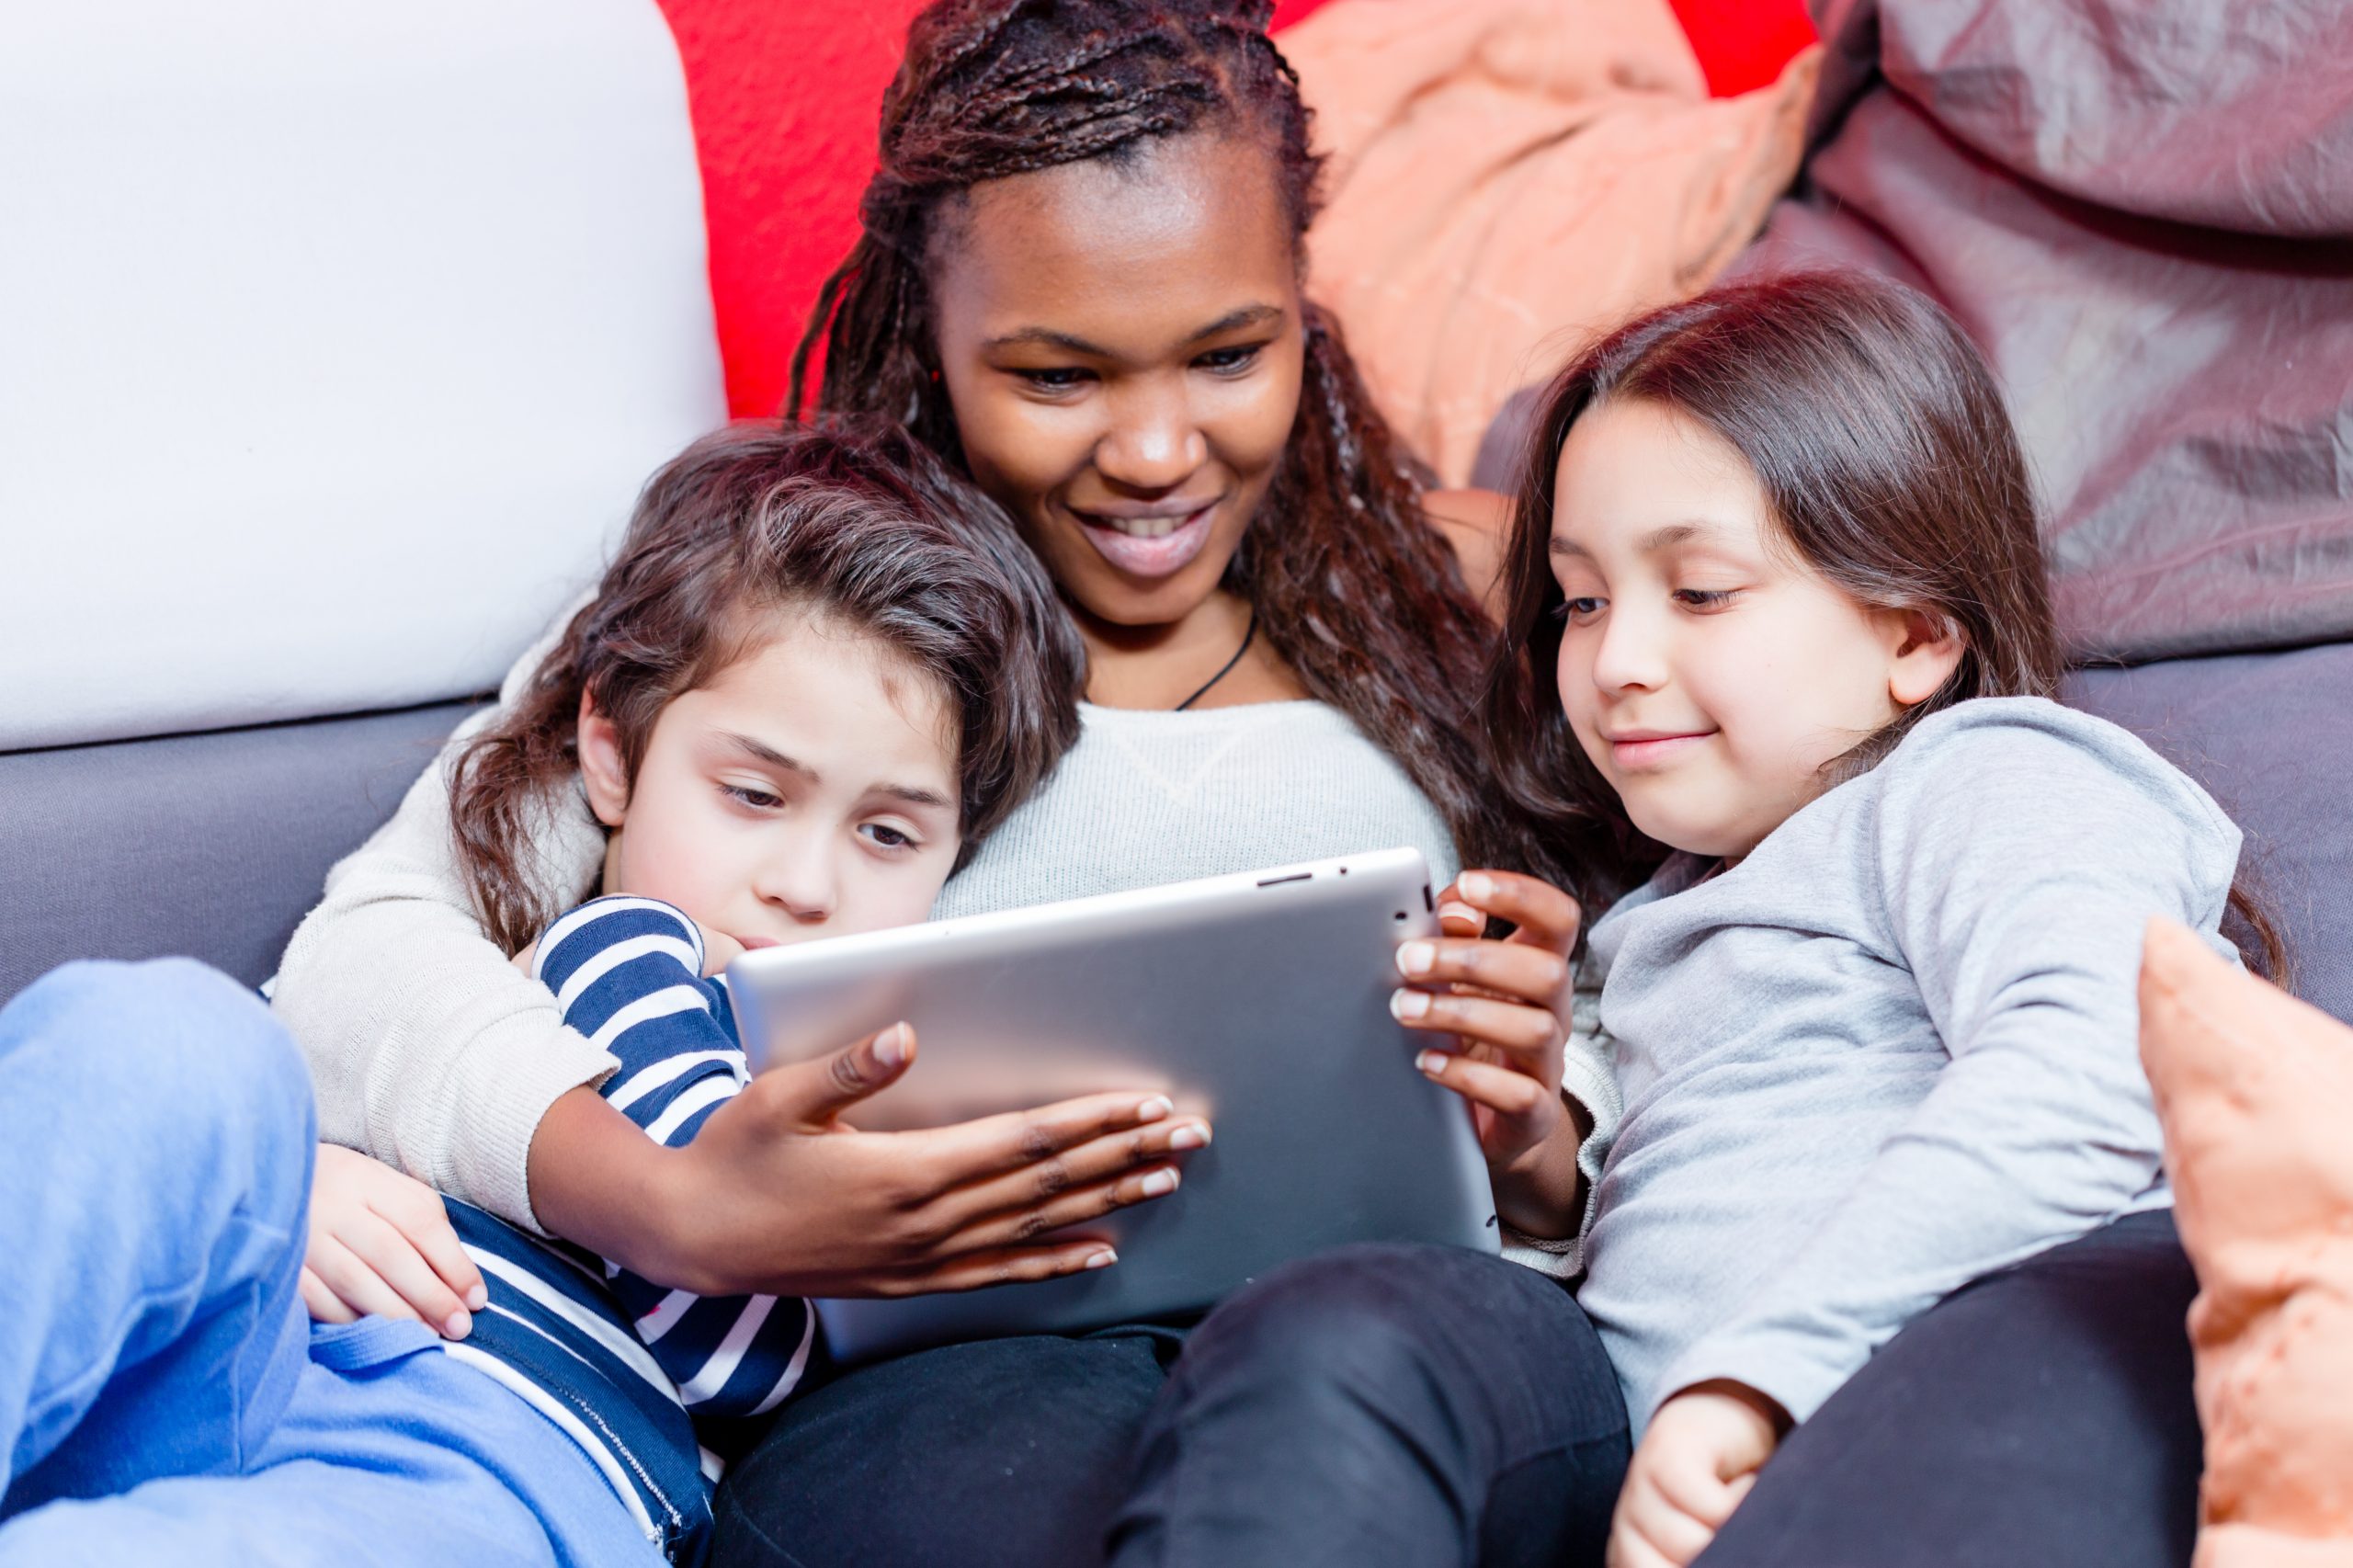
left=0, top=960, right=656, bottom=1568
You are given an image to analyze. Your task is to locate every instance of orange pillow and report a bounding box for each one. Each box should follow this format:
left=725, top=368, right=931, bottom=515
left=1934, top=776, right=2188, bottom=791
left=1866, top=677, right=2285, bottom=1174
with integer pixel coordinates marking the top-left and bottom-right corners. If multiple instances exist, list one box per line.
left=2139, top=918, right=2353, bottom=1567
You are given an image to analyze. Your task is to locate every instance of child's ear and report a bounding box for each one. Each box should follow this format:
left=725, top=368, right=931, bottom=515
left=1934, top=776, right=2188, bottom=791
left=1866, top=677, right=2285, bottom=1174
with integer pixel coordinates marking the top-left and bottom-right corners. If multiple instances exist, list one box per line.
left=576, top=689, right=631, bottom=829
left=1884, top=608, right=1966, bottom=708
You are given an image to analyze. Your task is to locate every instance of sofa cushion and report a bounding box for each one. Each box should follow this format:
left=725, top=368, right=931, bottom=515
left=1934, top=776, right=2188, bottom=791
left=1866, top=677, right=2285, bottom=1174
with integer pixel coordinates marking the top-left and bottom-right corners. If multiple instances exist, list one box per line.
left=2066, top=643, right=2353, bottom=1024
left=2138, top=919, right=2353, bottom=1564
left=0, top=0, right=724, bottom=751
left=1726, top=0, right=2353, bottom=663
left=0, top=703, right=472, bottom=1005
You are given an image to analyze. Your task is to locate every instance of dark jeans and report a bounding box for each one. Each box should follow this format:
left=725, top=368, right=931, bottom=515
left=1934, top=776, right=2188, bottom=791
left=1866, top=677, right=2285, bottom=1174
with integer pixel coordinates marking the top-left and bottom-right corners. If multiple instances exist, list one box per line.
left=1697, top=1209, right=2201, bottom=1568
left=712, top=1243, right=1631, bottom=1568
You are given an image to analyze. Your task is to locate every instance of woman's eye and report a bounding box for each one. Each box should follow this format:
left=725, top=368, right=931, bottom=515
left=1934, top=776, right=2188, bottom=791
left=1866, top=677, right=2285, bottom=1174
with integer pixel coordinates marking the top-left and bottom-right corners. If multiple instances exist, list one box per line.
left=1194, top=345, right=1263, bottom=375
left=860, top=823, right=915, bottom=851
left=1674, top=588, right=1741, bottom=610
left=722, top=784, right=782, bottom=811
left=1551, top=596, right=1606, bottom=623
left=1013, top=367, right=1092, bottom=392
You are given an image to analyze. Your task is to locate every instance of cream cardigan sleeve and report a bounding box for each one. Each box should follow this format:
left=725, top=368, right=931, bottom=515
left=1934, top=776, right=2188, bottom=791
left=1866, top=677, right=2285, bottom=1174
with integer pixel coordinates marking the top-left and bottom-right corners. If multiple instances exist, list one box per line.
left=270, top=604, right=611, bottom=1233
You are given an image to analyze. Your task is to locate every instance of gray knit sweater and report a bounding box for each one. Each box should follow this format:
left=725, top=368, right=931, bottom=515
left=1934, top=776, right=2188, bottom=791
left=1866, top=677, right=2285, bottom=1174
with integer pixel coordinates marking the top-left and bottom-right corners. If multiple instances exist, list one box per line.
left=1574, top=698, right=2242, bottom=1434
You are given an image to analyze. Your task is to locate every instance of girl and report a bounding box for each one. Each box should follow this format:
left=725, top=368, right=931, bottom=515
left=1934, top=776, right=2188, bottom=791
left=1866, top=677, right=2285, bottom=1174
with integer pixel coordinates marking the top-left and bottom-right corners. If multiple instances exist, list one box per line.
left=277, top=4, right=1633, bottom=1565
left=1409, top=271, right=2283, bottom=1568
left=0, top=418, right=1203, bottom=1564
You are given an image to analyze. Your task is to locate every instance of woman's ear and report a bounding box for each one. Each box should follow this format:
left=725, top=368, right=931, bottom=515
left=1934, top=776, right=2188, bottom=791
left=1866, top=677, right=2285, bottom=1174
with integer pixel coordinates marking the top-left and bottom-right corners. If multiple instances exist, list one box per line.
left=576, top=689, right=631, bottom=829
left=1885, top=608, right=1966, bottom=708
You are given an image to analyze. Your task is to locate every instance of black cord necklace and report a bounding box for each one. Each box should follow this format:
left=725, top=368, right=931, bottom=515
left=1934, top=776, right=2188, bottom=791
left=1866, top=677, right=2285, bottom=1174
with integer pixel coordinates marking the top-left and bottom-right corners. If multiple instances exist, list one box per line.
left=1172, top=608, right=1259, bottom=711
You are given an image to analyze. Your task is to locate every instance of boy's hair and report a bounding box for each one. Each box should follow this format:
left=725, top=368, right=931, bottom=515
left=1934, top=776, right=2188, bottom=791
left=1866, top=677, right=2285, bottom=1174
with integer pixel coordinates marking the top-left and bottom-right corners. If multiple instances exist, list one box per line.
left=792, top=0, right=1554, bottom=884
left=1479, top=271, right=2286, bottom=977
left=449, top=417, right=1086, bottom=954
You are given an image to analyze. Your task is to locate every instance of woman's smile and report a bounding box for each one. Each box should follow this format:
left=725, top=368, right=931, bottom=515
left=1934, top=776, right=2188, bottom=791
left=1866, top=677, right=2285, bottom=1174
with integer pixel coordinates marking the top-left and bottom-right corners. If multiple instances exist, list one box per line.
left=1064, top=496, right=1222, bottom=579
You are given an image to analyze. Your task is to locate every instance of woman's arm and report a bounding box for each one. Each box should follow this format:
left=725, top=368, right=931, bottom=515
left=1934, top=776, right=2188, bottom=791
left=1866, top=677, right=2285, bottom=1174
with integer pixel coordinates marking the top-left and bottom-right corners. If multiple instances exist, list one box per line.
left=270, top=607, right=612, bottom=1233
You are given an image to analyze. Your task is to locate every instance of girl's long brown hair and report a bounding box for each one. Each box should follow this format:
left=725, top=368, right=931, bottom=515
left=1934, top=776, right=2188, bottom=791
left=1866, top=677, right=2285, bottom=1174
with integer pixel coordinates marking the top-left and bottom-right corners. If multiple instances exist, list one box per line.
left=792, top=0, right=1541, bottom=877
left=1480, top=271, right=2289, bottom=978
left=449, top=418, right=1086, bottom=954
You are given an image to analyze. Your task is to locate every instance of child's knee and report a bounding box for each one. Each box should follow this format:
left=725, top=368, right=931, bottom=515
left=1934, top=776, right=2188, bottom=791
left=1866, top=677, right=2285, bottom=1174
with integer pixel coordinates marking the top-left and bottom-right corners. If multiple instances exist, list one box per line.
left=6, top=959, right=313, bottom=1152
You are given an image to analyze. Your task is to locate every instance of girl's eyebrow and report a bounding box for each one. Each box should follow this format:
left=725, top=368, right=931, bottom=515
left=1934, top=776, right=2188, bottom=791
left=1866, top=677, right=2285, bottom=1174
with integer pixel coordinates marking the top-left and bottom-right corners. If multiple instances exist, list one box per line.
left=1549, top=520, right=1739, bottom=560
left=983, top=303, right=1283, bottom=358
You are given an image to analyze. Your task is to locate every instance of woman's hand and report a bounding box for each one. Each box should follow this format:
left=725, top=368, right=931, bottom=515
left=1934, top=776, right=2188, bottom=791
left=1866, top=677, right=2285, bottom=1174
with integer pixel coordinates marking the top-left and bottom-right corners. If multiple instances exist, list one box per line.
left=301, top=1143, right=488, bottom=1338
left=1392, top=869, right=1586, bottom=1236
left=529, top=1021, right=1211, bottom=1300
left=1608, top=1381, right=1784, bottom=1568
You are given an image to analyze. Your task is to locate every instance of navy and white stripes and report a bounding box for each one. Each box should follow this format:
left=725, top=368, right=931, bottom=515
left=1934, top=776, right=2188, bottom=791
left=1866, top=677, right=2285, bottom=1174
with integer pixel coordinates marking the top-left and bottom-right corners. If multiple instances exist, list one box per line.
left=445, top=896, right=823, bottom=1562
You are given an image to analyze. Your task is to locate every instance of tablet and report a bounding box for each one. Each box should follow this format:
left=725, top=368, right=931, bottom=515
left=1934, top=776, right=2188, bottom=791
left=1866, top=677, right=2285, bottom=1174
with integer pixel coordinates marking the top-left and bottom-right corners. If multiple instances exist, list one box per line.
left=727, top=846, right=1497, bottom=1362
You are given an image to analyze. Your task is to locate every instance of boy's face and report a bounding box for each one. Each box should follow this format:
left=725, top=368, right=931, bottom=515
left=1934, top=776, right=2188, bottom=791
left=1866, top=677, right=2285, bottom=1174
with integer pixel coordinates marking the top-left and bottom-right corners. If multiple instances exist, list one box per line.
left=579, top=611, right=963, bottom=950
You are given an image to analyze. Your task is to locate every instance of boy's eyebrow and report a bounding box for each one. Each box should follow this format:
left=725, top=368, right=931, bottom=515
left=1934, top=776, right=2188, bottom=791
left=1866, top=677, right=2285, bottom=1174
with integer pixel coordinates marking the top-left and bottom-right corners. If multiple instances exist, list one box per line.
left=983, top=303, right=1284, bottom=358
left=873, top=781, right=955, bottom=811
left=717, top=731, right=816, bottom=780
left=717, top=731, right=952, bottom=812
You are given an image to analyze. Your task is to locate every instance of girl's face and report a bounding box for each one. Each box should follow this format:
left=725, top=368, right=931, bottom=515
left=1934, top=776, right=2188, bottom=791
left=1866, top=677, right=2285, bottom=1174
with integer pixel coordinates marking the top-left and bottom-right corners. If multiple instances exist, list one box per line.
left=579, top=612, right=963, bottom=949
left=1547, top=398, right=1961, bottom=860
left=928, top=131, right=1304, bottom=632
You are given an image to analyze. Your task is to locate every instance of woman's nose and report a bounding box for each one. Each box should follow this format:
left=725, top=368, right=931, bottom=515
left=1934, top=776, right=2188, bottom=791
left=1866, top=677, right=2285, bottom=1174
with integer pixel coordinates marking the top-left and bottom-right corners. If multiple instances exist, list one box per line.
left=1094, top=383, right=1208, bottom=492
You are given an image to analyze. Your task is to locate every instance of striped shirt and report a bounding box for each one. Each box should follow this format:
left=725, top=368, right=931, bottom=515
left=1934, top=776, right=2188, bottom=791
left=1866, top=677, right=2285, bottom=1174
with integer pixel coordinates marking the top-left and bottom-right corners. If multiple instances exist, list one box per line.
left=443, top=896, right=822, bottom=1563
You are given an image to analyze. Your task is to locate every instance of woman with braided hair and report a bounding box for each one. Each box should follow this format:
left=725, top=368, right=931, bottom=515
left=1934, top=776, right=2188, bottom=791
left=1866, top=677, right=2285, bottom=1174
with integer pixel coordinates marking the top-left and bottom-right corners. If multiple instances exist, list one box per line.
left=269, top=2, right=1635, bottom=1564
left=713, top=3, right=1632, bottom=1565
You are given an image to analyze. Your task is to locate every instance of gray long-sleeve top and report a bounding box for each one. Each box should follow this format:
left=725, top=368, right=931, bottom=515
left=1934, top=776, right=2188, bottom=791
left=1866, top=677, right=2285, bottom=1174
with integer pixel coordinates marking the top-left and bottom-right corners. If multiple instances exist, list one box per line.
left=1574, top=698, right=2242, bottom=1433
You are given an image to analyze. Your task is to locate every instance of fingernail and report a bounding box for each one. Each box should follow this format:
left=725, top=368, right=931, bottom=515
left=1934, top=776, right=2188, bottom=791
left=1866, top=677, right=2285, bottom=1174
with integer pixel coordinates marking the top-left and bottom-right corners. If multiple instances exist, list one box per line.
left=1085, top=1249, right=1119, bottom=1270
left=874, top=1024, right=910, bottom=1069
left=1390, top=989, right=1431, bottom=1021
left=1134, top=1095, right=1174, bottom=1122
left=1168, top=1121, right=1210, bottom=1151
left=443, top=1311, right=472, bottom=1340
left=1460, top=871, right=1494, bottom=903
left=1141, top=1168, right=1179, bottom=1198
left=466, top=1284, right=488, bottom=1311
left=1415, top=1051, right=1448, bottom=1076
left=1395, top=940, right=1435, bottom=977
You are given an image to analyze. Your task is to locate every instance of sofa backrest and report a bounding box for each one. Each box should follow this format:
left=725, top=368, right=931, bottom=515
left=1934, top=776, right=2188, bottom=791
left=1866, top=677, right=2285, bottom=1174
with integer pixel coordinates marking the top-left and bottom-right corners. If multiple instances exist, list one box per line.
left=0, top=0, right=726, bottom=751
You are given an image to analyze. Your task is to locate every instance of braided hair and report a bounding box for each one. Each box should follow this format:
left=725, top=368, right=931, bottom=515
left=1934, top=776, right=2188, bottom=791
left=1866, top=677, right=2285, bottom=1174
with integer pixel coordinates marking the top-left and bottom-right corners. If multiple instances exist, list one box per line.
left=794, top=0, right=1559, bottom=888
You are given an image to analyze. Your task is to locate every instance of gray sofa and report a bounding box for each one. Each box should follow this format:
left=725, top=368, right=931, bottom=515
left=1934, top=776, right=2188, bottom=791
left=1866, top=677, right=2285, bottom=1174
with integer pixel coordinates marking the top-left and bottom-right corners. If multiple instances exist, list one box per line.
left=1, top=703, right=474, bottom=999
left=5, top=642, right=2346, bottom=1023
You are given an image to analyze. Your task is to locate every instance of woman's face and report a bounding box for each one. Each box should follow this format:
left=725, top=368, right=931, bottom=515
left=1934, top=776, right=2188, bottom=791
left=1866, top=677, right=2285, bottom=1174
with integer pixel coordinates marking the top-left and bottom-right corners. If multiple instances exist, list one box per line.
left=927, top=132, right=1304, bottom=631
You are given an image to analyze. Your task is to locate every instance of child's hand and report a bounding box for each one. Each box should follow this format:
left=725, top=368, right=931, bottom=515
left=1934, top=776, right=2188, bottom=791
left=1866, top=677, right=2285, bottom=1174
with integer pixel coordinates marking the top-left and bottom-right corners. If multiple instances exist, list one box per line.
left=1608, top=1381, right=1784, bottom=1568
left=1392, top=869, right=1586, bottom=1233
left=301, top=1143, right=488, bottom=1339
left=695, top=924, right=745, bottom=979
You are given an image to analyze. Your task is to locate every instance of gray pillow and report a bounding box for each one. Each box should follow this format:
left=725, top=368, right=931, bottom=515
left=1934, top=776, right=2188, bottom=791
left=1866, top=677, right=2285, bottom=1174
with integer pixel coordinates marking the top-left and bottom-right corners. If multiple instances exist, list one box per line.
left=2066, top=644, right=2351, bottom=1023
